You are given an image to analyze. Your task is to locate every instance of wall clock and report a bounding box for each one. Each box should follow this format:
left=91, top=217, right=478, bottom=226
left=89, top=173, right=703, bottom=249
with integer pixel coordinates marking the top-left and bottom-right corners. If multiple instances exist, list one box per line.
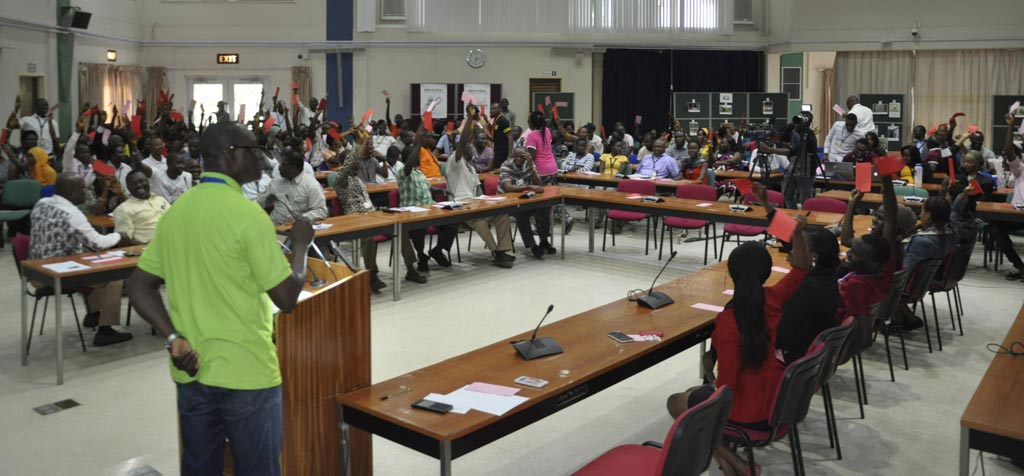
left=466, top=49, right=486, bottom=69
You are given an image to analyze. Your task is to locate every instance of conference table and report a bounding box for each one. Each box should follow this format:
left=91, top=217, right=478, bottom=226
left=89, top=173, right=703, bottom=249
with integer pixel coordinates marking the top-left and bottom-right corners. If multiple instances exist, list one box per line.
left=816, top=189, right=1024, bottom=223
left=959, top=303, right=1024, bottom=475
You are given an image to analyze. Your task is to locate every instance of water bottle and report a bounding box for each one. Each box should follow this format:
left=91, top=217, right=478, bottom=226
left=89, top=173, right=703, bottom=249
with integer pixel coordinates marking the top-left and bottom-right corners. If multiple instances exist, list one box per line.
left=914, top=164, right=923, bottom=185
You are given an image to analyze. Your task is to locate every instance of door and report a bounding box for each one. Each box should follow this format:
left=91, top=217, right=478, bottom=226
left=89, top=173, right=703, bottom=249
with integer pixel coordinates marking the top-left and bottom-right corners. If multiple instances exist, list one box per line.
left=529, top=78, right=561, bottom=100
left=188, top=77, right=269, bottom=125
left=18, top=76, right=43, bottom=118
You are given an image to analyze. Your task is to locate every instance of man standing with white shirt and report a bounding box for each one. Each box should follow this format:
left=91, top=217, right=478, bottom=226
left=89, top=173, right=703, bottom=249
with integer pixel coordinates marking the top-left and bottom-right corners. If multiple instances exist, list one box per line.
left=143, top=137, right=168, bottom=174
left=846, top=95, right=876, bottom=136
left=824, top=114, right=862, bottom=162
left=18, top=98, right=59, bottom=155
left=150, top=152, right=193, bottom=204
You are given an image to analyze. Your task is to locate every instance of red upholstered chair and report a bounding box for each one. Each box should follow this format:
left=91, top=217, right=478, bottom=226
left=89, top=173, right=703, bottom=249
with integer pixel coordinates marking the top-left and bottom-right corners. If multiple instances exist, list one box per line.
left=467, top=175, right=516, bottom=253
left=603, top=180, right=658, bottom=255
left=12, top=235, right=91, bottom=355
left=659, top=184, right=719, bottom=264
left=722, top=343, right=827, bottom=476
left=718, top=190, right=783, bottom=261
left=391, top=188, right=461, bottom=264
left=801, top=197, right=847, bottom=214
left=573, top=386, right=734, bottom=476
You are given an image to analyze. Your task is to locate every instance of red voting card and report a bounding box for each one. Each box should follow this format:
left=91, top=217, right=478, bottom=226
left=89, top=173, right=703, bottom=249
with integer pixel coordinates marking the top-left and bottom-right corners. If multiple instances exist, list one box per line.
left=188, top=99, right=196, bottom=112
left=446, top=121, right=455, bottom=132
left=968, top=124, right=978, bottom=134
left=461, top=91, right=476, bottom=105
left=305, top=137, right=312, bottom=151
left=768, top=212, right=798, bottom=243
left=263, top=117, right=276, bottom=132
left=876, top=153, right=904, bottom=178
left=950, top=112, right=966, bottom=122
left=0, top=128, right=7, bottom=145
left=291, top=82, right=299, bottom=90
left=92, top=160, right=116, bottom=177
left=170, top=110, right=184, bottom=122
left=536, top=104, right=544, bottom=113
left=635, top=115, right=642, bottom=125
left=274, top=86, right=280, bottom=98
left=319, top=97, right=327, bottom=111
left=969, top=178, right=982, bottom=196
left=326, top=128, right=340, bottom=141
left=731, top=179, right=753, bottom=196
left=236, top=105, right=246, bottom=123
left=544, top=95, right=551, bottom=106
left=130, top=115, right=142, bottom=137
left=292, top=94, right=300, bottom=106
left=360, top=109, right=374, bottom=126
left=552, top=106, right=560, bottom=120
left=947, top=157, right=956, bottom=182
left=855, top=163, right=872, bottom=192
left=83, top=108, right=94, bottom=117
left=600, top=125, right=606, bottom=138
left=87, top=131, right=96, bottom=141
left=422, top=111, right=433, bottom=132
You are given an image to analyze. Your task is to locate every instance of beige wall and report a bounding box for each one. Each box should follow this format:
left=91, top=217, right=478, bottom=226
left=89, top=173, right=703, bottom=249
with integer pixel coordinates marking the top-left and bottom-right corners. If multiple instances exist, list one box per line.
left=352, top=47, right=595, bottom=124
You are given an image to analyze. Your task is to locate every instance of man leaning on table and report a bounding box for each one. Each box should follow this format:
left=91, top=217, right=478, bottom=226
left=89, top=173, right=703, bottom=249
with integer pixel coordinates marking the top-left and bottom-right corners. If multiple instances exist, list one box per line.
left=29, top=173, right=133, bottom=346
left=127, top=122, right=315, bottom=476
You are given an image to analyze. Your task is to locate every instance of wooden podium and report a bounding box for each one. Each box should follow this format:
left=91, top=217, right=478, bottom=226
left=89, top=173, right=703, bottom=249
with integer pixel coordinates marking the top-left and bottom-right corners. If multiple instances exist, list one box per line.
left=277, top=259, right=372, bottom=475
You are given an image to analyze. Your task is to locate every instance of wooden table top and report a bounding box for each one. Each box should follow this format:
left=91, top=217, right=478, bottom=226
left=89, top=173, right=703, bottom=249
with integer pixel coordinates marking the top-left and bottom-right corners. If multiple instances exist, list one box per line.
left=716, top=170, right=783, bottom=180
left=961, top=303, right=1024, bottom=441
left=557, top=172, right=698, bottom=190
left=87, top=214, right=115, bottom=229
left=275, top=214, right=397, bottom=239
left=817, top=189, right=1024, bottom=222
left=21, top=245, right=146, bottom=279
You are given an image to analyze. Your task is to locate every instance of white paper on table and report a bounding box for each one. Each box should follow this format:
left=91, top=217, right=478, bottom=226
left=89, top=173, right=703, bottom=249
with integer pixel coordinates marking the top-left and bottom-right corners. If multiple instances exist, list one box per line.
left=691, top=303, right=725, bottom=313
left=627, top=174, right=655, bottom=180
left=424, top=393, right=470, bottom=414
left=696, top=202, right=713, bottom=207
left=581, top=170, right=601, bottom=175
left=41, top=261, right=90, bottom=273
left=312, top=223, right=333, bottom=230
left=475, top=195, right=508, bottom=201
left=438, top=386, right=529, bottom=416
left=432, top=201, right=466, bottom=208
left=401, top=206, right=430, bottom=212
left=771, top=266, right=791, bottom=274
left=722, top=289, right=735, bottom=295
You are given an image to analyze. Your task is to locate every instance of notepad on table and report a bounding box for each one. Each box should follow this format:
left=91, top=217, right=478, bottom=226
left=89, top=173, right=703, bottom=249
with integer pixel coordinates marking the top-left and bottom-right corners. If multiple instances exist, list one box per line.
left=42, top=261, right=90, bottom=273
left=691, top=303, right=725, bottom=313
left=475, top=195, right=508, bottom=201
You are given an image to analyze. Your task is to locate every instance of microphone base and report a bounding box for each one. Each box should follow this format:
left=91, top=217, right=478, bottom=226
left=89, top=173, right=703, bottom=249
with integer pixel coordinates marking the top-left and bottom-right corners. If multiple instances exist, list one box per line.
left=637, top=291, right=674, bottom=309
left=512, top=337, right=563, bottom=360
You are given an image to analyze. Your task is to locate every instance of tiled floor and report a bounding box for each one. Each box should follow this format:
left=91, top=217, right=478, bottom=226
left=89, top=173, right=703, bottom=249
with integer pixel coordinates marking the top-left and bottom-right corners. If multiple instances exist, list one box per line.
left=1, top=217, right=1023, bottom=475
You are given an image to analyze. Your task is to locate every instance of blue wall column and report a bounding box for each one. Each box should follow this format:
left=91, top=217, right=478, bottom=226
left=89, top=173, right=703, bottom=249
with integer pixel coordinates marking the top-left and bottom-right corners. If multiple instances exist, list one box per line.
left=325, top=0, right=354, bottom=124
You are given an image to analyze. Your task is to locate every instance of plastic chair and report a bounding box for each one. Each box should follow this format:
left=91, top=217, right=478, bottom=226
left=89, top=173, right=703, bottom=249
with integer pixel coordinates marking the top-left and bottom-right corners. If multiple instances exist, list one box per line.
left=659, top=185, right=718, bottom=264
left=603, top=180, right=657, bottom=255
left=11, top=235, right=90, bottom=355
left=807, top=318, right=855, bottom=460
left=722, top=343, right=828, bottom=476
left=0, top=179, right=43, bottom=248
left=897, top=258, right=945, bottom=355
left=802, top=197, right=847, bottom=214
left=894, top=186, right=929, bottom=198
left=930, top=240, right=974, bottom=337
left=870, top=269, right=910, bottom=382
left=573, top=386, right=734, bottom=476
left=718, top=190, right=783, bottom=261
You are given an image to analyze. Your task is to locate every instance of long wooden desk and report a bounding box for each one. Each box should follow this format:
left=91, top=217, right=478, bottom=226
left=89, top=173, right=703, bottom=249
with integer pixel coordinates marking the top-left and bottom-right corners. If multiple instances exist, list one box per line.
left=337, top=264, right=750, bottom=475
left=557, top=172, right=698, bottom=193
left=960, top=303, right=1024, bottom=475
left=817, top=189, right=1024, bottom=222
left=815, top=177, right=1012, bottom=199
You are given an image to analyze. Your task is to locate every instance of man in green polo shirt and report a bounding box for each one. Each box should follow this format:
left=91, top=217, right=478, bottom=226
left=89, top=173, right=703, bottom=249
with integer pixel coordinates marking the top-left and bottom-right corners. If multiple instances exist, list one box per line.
left=127, top=123, right=313, bottom=476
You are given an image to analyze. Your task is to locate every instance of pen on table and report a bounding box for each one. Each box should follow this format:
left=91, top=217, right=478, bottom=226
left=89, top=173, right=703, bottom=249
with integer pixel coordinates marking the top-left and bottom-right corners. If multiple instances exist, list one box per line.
left=380, top=387, right=412, bottom=400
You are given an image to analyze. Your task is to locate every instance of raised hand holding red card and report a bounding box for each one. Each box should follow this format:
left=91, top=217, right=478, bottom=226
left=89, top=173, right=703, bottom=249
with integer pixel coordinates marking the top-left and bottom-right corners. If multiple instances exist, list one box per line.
left=855, top=162, right=872, bottom=192
left=876, top=153, right=904, bottom=178
left=768, top=211, right=798, bottom=243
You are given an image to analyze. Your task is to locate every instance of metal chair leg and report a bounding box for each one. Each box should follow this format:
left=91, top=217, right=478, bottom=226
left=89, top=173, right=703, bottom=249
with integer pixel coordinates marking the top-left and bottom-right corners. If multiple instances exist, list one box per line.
left=793, top=424, right=807, bottom=476
left=946, top=291, right=956, bottom=330
left=826, top=385, right=842, bottom=459
left=858, top=353, right=868, bottom=405
left=788, top=430, right=801, bottom=476
left=883, top=330, right=896, bottom=381
left=823, top=386, right=835, bottom=449
left=602, top=215, right=609, bottom=251
left=915, top=302, right=933, bottom=353
left=931, top=293, right=943, bottom=351
left=644, top=218, right=650, bottom=255
left=954, top=287, right=964, bottom=336
left=27, top=297, right=41, bottom=355
left=852, top=356, right=865, bottom=419
left=69, top=294, right=86, bottom=353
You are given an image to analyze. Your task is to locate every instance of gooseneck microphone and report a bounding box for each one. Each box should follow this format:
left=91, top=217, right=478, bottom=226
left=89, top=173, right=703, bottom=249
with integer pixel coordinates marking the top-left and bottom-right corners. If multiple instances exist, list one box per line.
left=638, top=251, right=676, bottom=309
left=512, top=304, right=564, bottom=360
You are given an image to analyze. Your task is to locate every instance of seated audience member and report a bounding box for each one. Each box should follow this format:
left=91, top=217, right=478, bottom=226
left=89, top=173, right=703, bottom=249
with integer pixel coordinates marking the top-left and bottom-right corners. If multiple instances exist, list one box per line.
left=258, top=150, right=328, bottom=226
left=30, top=173, right=132, bottom=345
left=912, top=125, right=928, bottom=157
left=696, top=128, right=717, bottom=161
left=842, top=138, right=877, bottom=164
left=824, top=113, right=862, bottom=162
left=636, top=131, right=656, bottom=160
left=865, top=131, right=888, bottom=158
left=666, top=215, right=810, bottom=476
left=665, top=131, right=690, bottom=164
left=598, top=141, right=631, bottom=176
left=499, top=145, right=552, bottom=258
left=143, top=136, right=168, bottom=173
left=114, top=170, right=170, bottom=244
left=958, top=130, right=997, bottom=172
left=713, top=138, right=744, bottom=170
left=381, top=145, right=404, bottom=182
left=898, top=195, right=957, bottom=329
left=399, top=127, right=456, bottom=272
left=446, top=108, right=515, bottom=268
left=635, top=139, right=678, bottom=179
left=416, top=129, right=443, bottom=179
left=372, top=121, right=396, bottom=156
left=991, top=115, right=1024, bottom=280
left=469, top=131, right=494, bottom=173
left=149, top=151, right=192, bottom=204
left=838, top=176, right=903, bottom=350
left=560, top=138, right=594, bottom=173
left=334, top=132, right=424, bottom=288
left=27, top=147, right=57, bottom=186
left=679, top=141, right=709, bottom=184
left=66, top=140, right=96, bottom=185
left=900, top=144, right=934, bottom=185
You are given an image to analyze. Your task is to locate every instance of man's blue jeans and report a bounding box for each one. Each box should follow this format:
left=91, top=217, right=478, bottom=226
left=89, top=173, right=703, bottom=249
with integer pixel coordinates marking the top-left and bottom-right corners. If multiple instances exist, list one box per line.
left=177, top=382, right=282, bottom=476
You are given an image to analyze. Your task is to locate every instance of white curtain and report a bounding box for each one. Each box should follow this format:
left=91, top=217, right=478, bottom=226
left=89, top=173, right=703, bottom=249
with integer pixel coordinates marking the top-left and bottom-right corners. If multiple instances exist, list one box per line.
left=913, top=49, right=1024, bottom=137
left=78, top=64, right=144, bottom=120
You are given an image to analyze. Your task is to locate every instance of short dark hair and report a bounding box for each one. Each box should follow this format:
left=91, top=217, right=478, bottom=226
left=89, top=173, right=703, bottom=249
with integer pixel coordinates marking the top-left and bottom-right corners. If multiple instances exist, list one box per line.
left=860, top=234, right=891, bottom=267
left=856, top=138, right=870, bottom=146
left=126, top=169, right=147, bottom=182
left=925, top=196, right=951, bottom=224
left=805, top=228, right=840, bottom=269
left=281, top=149, right=305, bottom=168
left=845, top=113, right=858, bottom=121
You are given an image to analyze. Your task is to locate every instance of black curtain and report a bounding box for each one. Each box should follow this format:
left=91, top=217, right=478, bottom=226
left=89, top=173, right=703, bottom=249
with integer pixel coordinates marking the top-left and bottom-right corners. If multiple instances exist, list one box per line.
left=601, top=49, right=765, bottom=137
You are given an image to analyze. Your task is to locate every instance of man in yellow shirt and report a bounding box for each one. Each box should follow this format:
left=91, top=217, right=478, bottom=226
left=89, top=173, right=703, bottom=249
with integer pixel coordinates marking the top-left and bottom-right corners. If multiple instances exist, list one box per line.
left=113, top=170, right=169, bottom=244
left=127, top=123, right=314, bottom=476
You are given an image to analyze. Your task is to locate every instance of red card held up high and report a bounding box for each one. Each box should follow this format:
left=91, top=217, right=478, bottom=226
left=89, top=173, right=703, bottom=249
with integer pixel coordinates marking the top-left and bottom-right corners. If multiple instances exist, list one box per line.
left=947, top=157, right=956, bottom=182
left=969, top=179, right=982, bottom=196
left=130, top=115, right=142, bottom=137
left=360, top=108, right=374, bottom=125
left=876, top=154, right=904, bottom=178
left=446, top=121, right=455, bottom=132
left=263, top=117, right=276, bottom=132
left=422, top=111, right=433, bottom=132
left=855, top=162, right=872, bottom=192
left=292, top=94, right=300, bottom=106
left=767, top=212, right=798, bottom=243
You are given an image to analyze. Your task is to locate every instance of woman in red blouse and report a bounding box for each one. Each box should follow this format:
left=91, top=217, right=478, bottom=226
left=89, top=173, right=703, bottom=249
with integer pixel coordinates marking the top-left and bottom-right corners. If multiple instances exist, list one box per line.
left=667, top=215, right=810, bottom=475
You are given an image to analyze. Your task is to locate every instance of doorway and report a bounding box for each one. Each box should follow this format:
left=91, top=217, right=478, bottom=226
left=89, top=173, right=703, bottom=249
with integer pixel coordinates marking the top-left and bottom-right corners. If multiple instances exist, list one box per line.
left=18, top=76, right=44, bottom=117
left=529, top=78, right=561, bottom=100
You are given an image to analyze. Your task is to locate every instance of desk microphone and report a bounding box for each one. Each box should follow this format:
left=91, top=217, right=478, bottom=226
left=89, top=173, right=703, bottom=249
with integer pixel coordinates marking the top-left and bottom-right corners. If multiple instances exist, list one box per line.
left=637, top=251, right=676, bottom=309
left=280, top=196, right=335, bottom=286
left=512, top=304, right=563, bottom=360
left=280, top=241, right=325, bottom=288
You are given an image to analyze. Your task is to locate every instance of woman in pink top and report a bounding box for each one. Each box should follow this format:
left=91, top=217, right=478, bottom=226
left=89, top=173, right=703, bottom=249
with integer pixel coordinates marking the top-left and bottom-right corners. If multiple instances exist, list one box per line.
left=523, top=111, right=563, bottom=250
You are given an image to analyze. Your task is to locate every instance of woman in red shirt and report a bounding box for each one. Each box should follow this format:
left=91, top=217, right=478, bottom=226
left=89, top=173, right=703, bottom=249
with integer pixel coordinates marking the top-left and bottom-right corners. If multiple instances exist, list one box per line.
left=667, top=215, right=810, bottom=476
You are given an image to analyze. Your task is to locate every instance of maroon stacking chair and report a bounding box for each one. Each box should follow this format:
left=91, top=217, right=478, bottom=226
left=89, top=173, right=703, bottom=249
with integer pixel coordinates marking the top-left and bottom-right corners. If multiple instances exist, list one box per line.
left=390, top=188, right=460, bottom=264
left=603, top=180, right=658, bottom=255
left=659, top=184, right=718, bottom=264
left=573, top=386, right=733, bottom=476
left=718, top=190, right=783, bottom=261
left=12, top=235, right=91, bottom=354
left=722, top=343, right=827, bottom=476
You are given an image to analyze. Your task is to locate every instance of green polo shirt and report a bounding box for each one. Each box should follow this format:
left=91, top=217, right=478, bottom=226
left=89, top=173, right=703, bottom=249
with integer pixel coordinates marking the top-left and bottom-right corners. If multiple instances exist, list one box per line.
left=138, top=172, right=291, bottom=389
